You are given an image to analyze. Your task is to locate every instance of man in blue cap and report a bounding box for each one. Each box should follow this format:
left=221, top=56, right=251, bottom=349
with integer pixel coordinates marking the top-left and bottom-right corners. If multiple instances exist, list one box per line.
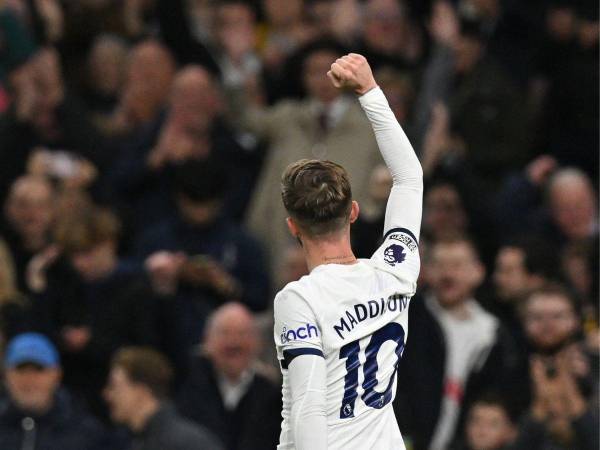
left=0, top=332, right=112, bottom=450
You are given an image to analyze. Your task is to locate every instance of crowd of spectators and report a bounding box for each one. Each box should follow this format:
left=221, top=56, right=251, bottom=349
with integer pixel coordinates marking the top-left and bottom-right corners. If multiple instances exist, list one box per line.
left=0, top=0, right=597, bottom=449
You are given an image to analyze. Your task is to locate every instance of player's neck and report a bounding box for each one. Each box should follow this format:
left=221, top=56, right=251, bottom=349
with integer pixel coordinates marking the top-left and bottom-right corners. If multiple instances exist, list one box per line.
left=302, top=235, right=357, bottom=272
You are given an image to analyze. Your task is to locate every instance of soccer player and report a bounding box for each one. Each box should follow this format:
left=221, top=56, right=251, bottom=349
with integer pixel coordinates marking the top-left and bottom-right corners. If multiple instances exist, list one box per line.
left=274, top=53, right=423, bottom=449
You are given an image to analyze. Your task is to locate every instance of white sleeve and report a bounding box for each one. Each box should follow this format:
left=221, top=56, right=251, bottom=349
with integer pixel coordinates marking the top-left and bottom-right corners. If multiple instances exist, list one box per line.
left=288, top=355, right=328, bottom=450
left=274, top=288, right=323, bottom=359
left=358, top=87, right=423, bottom=241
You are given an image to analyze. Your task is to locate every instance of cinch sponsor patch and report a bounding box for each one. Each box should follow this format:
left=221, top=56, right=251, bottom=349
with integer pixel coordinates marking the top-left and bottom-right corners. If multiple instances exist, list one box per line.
left=280, top=323, right=319, bottom=343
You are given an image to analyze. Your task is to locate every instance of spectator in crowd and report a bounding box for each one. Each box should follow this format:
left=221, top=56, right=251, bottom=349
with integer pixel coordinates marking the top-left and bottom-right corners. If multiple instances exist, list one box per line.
left=497, top=163, right=598, bottom=259
left=455, top=0, right=539, bottom=86
left=358, top=0, right=424, bottom=71
left=156, top=0, right=221, bottom=75
left=0, top=332, right=110, bottom=450
left=395, top=237, right=518, bottom=450
left=375, top=66, right=416, bottom=127
left=2, top=175, right=55, bottom=292
left=276, top=244, right=309, bottom=291
left=561, top=241, right=597, bottom=322
left=83, top=34, right=130, bottom=118
left=106, top=64, right=260, bottom=229
left=96, top=40, right=176, bottom=138
left=350, top=164, right=392, bottom=258
left=213, top=1, right=262, bottom=97
left=243, top=41, right=383, bottom=276
left=512, top=348, right=598, bottom=449
left=547, top=168, right=598, bottom=243
left=34, top=205, right=159, bottom=417
left=414, top=6, right=529, bottom=189
left=138, top=160, right=269, bottom=367
left=533, top=1, right=599, bottom=183
left=104, top=346, right=224, bottom=450
left=0, top=47, right=107, bottom=198
left=489, top=237, right=557, bottom=345
left=422, top=181, right=469, bottom=243
left=0, top=4, right=37, bottom=86
left=177, top=303, right=281, bottom=450
left=520, top=284, right=596, bottom=395
left=0, top=239, right=31, bottom=341
left=258, top=0, right=316, bottom=101
left=450, top=393, right=518, bottom=450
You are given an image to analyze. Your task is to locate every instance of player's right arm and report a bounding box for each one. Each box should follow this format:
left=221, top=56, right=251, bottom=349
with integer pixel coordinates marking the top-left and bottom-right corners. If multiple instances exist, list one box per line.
left=328, top=54, right=423, bottom=241
left=329, top=55, right=422, bottom=284
left=274, top=289, right=327, bottom=450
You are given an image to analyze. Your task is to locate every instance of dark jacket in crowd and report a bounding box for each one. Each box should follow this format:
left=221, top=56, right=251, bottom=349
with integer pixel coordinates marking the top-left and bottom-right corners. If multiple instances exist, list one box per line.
left=136, top=216, right=269, bottom=313
left=103, top=118, right=262, bottom=233
left=35, top=261, right=160, bottom=417
left=0, top=388, right=111, bottom=450
left=131, top=403, right=224, bottom=450
left=394, top=295, right=523, bottom=450
left=510, top=411, right=599, bottom=450
left=177, top=355, right=281, bottom=450
left=0, top=96, right=107, bottom=205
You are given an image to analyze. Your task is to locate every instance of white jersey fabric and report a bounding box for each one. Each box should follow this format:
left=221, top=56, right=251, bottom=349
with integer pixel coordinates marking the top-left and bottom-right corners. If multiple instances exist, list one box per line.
left=274, top=86, right=423, bottom=450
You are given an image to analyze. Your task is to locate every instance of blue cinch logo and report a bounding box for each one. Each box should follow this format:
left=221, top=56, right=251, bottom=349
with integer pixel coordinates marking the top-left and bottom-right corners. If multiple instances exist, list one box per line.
left=281, top=324, right=319, bottom=343
left=383, top=244, right=406, bottom=266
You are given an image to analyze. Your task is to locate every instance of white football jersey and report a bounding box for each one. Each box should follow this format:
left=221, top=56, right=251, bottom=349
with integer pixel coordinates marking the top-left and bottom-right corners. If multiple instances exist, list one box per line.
left=274, top=227, right=420, bottom=450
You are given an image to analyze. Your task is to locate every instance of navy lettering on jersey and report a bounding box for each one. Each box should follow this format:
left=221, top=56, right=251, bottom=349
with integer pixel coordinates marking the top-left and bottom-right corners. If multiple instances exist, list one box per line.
left=339, top=322, right=406, bottom=418
left=333, top=294, right=410, bottom=339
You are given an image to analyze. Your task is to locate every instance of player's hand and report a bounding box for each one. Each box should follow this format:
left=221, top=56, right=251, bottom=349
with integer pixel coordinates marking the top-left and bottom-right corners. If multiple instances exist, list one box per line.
left=327, top=53, right=377, bottom=96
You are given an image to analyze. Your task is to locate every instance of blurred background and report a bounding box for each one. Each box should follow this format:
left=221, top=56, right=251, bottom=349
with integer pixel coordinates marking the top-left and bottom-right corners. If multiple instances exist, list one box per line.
left=0, top=0, right=597, bottom=449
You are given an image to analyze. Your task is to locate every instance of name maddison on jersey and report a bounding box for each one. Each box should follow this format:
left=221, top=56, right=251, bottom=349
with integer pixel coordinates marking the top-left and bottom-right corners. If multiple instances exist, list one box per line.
left=334, top=294, right=409, bottom=339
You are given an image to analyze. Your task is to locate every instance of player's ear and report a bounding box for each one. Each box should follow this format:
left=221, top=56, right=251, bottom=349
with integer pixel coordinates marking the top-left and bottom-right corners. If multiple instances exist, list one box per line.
left=349, top=201, right=360, bottom=224
left=286, top=217, right=299, bottom=238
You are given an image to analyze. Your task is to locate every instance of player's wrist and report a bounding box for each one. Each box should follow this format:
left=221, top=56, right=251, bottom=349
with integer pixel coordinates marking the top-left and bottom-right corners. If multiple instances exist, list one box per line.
left=355, top=82, right=378, bottom=96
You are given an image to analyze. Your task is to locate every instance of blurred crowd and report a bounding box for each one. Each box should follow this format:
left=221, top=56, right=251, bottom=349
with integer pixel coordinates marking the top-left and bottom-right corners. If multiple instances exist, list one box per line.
left=0, top=0, right=597, bottom=449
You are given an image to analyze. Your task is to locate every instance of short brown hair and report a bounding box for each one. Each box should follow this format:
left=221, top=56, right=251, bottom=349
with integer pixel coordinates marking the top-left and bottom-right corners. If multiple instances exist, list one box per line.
left=430, top=235, right=480, bottom=261
left=54, top=205, right=120, bottom=254
left=111, top=347, right=173, bottom=399
left=281, top=159, right=352, bottom=236
left=521, top=283, right=581, bottom=318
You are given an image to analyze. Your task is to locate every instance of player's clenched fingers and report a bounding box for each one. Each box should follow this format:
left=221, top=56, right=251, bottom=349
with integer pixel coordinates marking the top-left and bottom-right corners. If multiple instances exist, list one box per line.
left=348, top=53, right=366, bottom=62
left=327, top=70, right=343, bottom=88
left=330, top=62, right=352, bottom=80
left=335, top=58, right=354, bottom=70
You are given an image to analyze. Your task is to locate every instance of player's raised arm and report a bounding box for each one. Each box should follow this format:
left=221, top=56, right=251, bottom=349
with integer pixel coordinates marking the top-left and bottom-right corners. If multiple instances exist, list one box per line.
left=328, top=54, right=423, bottom=241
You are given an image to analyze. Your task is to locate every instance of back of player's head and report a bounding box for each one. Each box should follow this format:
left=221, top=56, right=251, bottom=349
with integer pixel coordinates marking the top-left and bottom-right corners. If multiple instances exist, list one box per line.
left=281, top=159, right=352, bottom=237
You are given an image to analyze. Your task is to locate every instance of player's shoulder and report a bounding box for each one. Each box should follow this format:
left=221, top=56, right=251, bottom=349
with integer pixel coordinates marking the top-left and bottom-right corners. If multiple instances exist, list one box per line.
left=370, top=227, right=419, bottom=266
left=274, top=277, right=313, bottom=310
left=382, top=227, right=419, bottom=252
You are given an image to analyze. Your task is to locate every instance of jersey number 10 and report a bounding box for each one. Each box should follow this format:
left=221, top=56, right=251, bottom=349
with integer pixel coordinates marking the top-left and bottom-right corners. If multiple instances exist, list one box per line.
left=339, top=322, right=405, bottom=419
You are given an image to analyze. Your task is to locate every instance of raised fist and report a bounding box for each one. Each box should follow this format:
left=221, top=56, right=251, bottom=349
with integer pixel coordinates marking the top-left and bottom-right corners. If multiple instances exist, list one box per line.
left=327, top=53, right=377, bottom=96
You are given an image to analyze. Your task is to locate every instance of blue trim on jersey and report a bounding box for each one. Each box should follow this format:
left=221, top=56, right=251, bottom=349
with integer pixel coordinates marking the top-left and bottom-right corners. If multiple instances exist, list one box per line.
left=280, top=348, right=324, bottom=369
left=383, top=227, right=418, bottom=245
